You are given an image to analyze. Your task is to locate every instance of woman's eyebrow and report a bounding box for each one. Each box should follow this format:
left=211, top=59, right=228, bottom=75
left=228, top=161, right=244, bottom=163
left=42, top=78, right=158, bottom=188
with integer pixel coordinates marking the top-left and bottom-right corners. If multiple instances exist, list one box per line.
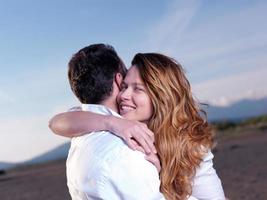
left=134, top=83, right=145, bottom=87
left=122, top=81, right=144, bottom=87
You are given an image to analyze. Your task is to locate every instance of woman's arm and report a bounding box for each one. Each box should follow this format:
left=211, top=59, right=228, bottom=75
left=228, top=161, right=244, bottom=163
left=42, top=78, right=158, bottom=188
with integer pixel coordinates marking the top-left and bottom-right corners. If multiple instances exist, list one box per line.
left=49, top=111, right=157, bottom=154
left=49, top=111, right=111, bottom=137
left=191, top=150, right=225, bottom=199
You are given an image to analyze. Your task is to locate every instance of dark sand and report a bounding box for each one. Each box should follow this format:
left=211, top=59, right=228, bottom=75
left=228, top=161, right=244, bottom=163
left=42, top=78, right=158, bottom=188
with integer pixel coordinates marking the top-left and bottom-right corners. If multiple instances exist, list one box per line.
left=0, top=131, right=266, bottom=200
left=0, top=160, right=70, bottom=200
left=213, top=131, right=267, bottom=200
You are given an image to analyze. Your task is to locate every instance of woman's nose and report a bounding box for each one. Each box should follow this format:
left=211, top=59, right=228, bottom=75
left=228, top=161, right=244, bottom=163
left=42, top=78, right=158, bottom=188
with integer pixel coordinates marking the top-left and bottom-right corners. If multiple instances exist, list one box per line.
left=120, top=87, right=132, bottom=100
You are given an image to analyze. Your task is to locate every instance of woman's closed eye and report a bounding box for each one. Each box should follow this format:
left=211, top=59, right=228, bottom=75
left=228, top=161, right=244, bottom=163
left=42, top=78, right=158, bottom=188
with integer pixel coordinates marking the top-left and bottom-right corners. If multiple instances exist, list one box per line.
left=120, top=83, right=128, bottom=90
left=134, top=86, right=145, bottom=92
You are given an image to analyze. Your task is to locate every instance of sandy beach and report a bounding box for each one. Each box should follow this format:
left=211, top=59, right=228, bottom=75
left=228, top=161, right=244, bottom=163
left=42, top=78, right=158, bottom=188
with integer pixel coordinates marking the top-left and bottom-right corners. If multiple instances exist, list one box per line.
left=0, top=130, right=266, bottom=200
left=214, top=131, right=267, bottom=200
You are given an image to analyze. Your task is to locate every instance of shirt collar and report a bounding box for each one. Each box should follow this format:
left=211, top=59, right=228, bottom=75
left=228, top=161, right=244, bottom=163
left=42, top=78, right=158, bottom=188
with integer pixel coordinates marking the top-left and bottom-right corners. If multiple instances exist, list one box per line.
left=81, top=104, right=122, bottom=118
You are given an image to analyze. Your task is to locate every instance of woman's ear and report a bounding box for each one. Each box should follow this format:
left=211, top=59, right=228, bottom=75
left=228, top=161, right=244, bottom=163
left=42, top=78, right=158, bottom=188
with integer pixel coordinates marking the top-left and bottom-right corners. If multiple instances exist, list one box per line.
left=115, top=73, right=123, bottom=89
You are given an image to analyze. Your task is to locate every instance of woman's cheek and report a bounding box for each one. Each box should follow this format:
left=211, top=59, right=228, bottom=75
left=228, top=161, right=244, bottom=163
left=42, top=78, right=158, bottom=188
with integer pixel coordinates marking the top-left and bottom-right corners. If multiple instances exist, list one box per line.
left=116, top=92, right=122, bottom=105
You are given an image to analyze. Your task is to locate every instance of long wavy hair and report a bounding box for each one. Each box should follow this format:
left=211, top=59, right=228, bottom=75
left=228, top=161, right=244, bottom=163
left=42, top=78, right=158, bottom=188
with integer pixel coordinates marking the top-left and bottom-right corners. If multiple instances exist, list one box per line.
left=132, top=53, right=214, bottom=200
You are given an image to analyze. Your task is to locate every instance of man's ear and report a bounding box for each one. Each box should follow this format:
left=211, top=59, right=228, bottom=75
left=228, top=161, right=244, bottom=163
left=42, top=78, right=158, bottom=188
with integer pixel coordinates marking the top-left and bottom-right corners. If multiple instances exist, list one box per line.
left=115, top=73, right=123, bottom=89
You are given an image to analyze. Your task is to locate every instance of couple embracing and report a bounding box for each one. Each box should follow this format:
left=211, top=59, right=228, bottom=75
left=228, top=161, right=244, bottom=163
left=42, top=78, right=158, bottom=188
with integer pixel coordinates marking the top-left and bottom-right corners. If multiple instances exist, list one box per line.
left=49, top=44, right=225, bottom=200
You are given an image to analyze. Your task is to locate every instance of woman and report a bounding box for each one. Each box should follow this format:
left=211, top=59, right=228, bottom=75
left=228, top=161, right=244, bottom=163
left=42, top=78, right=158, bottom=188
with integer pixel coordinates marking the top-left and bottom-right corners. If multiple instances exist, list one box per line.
left=50, top=53, right=225, bottom=199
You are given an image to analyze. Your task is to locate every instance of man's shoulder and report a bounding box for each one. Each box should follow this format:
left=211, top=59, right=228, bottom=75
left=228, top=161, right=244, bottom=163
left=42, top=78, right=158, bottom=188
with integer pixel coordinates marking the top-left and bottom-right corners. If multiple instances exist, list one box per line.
left=67, top=131, right=127, bottom=180
left=103, top=143, right=159, bottom=178
left=70, top=130, right=151, bottom=166
left=69, top=130, right=137, bottom=160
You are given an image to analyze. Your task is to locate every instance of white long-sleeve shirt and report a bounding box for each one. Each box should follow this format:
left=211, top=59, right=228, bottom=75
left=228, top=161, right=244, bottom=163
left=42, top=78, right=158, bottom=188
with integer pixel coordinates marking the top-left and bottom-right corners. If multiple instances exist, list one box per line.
left=67, top=104, right=165, bottom=200
left=192, top=150, right=225, bottom=199
left=67, top=104, right=225, bottom=200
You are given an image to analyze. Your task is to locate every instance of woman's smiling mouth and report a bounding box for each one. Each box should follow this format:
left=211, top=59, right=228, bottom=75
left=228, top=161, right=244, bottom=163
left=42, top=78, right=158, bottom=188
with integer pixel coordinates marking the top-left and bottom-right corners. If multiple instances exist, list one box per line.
left=120, top=104, right=136, bottom=114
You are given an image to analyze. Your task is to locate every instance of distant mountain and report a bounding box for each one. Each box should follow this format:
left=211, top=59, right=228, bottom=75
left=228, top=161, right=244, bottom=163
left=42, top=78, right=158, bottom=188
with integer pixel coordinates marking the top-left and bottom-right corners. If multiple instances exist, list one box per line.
left=0, top=162, right=14, bottom=171
left=204, top=97, right=267, bottom=122
left=0, top=142, right=70, bottom=170
left=2, top=98, right=267, bottom=170
left=23, top=142, right=70, bottom=165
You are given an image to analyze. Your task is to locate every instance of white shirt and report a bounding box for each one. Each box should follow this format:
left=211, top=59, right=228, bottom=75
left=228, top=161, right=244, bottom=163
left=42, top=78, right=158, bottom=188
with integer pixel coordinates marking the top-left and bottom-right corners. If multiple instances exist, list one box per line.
left=66, top=104, right=165, bottom=200
left=67, top=104, right=225, bottom=200
left=192, top=150, right=225, bottom=199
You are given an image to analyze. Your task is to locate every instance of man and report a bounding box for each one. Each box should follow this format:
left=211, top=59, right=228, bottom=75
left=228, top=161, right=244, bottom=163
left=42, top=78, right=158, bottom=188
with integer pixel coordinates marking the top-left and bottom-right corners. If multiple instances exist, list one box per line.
left=64, top=44, right=165, bottom=199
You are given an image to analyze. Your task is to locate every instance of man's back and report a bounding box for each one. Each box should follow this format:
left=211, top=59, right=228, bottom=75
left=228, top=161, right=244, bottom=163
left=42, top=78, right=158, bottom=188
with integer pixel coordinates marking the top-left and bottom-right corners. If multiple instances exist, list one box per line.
left=66, top=104, right=164, bottom=200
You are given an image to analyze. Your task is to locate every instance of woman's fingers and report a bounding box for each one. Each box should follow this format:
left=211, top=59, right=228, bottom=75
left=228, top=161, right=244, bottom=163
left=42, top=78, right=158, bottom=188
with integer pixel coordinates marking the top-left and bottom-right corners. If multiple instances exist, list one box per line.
left=127, top=139, right=146, bottom=154
left=142, top=125, right=155, bottom=142
left=134, top=145, right=146, bottom=154
left=142, top=127, right=156, bottom=153
left=114, top=119, right=156, bottom=154
left=132, top=124, right=156, bottom=154
left=126, top=138, right=138, bottom=151
left=145, top=153, right=161, bottom=173
left=135, top=135, right=151, bottom=154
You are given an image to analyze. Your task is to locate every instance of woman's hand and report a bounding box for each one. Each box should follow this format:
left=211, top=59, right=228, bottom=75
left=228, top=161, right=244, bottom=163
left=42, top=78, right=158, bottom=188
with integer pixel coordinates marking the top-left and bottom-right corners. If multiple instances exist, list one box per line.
left=107, top=117, right=157, bottom=154
left=145, top=153, right=161, bottom=173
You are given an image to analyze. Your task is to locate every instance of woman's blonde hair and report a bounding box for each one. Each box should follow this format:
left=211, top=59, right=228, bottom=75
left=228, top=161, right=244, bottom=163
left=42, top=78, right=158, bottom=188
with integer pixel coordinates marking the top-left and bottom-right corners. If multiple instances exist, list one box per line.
left=132, top=53, right=214, bottom=200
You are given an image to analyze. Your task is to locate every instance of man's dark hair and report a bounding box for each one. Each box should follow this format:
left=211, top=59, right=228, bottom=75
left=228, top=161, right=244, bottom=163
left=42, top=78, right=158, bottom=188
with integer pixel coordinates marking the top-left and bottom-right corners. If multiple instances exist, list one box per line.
left=68, top=44, right=127, bottom=104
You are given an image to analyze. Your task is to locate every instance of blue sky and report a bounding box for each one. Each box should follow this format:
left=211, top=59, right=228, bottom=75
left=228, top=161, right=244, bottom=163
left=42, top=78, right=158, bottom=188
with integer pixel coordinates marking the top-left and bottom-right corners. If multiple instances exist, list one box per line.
left=1, top=0, right=267, bottom=162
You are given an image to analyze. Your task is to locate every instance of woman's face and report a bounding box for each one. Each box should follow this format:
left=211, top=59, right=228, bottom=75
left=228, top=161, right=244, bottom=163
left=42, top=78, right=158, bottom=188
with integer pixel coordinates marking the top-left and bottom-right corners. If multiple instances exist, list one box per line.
left=117, top=65, right=153, bottom=123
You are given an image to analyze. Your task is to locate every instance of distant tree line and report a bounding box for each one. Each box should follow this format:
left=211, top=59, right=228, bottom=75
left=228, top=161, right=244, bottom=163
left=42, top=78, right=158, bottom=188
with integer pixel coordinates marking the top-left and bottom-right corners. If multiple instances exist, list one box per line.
left=211, top=115, right=267, bottom=131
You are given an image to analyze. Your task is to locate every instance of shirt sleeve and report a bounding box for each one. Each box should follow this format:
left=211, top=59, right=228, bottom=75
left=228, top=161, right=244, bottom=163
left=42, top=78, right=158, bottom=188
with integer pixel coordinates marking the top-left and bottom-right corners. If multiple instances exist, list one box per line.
left=191, top=150, right=225, bottom=200
left=100, top=150, right=166, bottom=200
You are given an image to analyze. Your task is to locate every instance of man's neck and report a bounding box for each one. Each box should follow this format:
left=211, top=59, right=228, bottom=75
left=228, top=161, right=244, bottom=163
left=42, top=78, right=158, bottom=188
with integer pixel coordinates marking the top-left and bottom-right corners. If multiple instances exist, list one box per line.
left=99, top=99, right=118, bottom=113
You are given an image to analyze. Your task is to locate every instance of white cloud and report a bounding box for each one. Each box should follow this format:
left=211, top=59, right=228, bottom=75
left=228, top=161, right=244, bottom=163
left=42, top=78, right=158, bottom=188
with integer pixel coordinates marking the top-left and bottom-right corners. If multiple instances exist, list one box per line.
left=146, top=0, right=200, bottom=52
left=192, top=67, right=267, bottom=106
left=0, top=107, right=72, bottom=162
left=0, top=61, right=79, bottom=163
left=181, top=33, right=267, bottom=66
left=144, top=0, right=267, bottom=72
left=1, top=100, right=79, bottom=136
left=143, top=0, right=267, bottom=107
left=0, top=89, right=15, bottom=104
